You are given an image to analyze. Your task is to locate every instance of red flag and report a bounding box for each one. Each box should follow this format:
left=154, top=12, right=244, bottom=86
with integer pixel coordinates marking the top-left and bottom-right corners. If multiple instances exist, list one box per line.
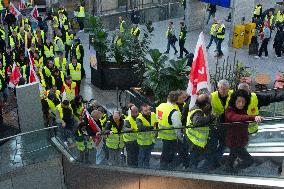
left=85, top=108, right=101, bottom=133
left=28, top=50, right=35, bottom=68
left=9, top=2, right=21, bottom=18
left=84, top=108, right=102, bottom=145
left=28, top=51, right=39, bottom=83
left=30, top=5, right=39, bottom=21
left=19, top=0, right=27, bottom=10
left=9, top=63, right=21, bottom=88
left=187, top=32, right=211, bottom=109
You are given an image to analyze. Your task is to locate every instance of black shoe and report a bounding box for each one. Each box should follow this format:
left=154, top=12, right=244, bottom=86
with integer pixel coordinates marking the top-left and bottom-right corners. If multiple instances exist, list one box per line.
left=164, top=51, right=169, bottom=54
left=177, top=56, right=183, bottom=59
left=174, top=51, right=178, bottom=55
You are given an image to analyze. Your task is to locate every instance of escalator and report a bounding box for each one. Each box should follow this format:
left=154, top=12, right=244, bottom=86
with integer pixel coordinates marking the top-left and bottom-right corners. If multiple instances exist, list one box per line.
left=50, top=119, right=284, bottom=189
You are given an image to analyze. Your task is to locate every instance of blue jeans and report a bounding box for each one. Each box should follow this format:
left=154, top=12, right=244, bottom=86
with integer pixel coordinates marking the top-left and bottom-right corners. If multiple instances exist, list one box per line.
left=216, top=38, right=224, bottom=56
left=166, top=40, right=177, bottom=53
left=138, top=144, right=153, bottom=168
left=202, top=128, right=226, bottom=169
left=207, top=35, right=217, bottom=49
left=206, top=12, right=215, bottom=24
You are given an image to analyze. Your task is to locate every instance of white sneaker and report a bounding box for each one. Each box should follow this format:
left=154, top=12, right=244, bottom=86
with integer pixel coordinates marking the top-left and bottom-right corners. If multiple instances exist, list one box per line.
left=263, top=56, right=268, bottom=59
left=255, top=56, right=260, bottom=59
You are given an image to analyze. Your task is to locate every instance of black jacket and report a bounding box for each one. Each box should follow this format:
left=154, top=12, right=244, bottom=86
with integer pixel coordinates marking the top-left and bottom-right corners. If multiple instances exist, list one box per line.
left=131, top=10, right=140, bottom=24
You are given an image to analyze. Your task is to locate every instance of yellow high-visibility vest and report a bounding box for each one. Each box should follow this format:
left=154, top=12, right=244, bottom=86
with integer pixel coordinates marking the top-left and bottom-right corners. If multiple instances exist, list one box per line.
left=77, top=6, right=85, bottom=18
left=63, top=82, right=76, bottom=101
left=137, top=113, right=157, bottom=146
left=69, top=63, right=81, bottom=81
left=247, top=93, right=259, bottom=134
left=54, top=57, right=67, bottom=74
left=211, top=90, right=233, bottom=115
left=186, top=108, right=210, bottom=148
left=123, top=115, right=138, bottom=142
left=106, top=121, right=125, bottom=150
left=156, top=103, right=179, bottom=140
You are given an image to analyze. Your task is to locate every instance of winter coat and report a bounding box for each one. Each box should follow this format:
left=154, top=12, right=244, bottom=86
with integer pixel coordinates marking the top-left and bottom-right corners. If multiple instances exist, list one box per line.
left=224, top=107, right=255, bottom=148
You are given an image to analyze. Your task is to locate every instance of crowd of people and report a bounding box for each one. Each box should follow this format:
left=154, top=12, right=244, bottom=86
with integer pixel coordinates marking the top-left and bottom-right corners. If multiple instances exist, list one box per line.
left=1, top=1, right=284, bottom=175
left=60, top=79, right=284, bottom=173
left=0, top=2, right=86, bottom=127
left=252, top=5, right=284, bottom=58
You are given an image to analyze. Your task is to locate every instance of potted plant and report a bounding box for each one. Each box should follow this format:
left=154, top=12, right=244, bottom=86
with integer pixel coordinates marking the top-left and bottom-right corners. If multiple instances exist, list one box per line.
left=129, top=49, right=190, bottom=106
left=236, top=63, right=252, bottom=85
left=89, top=16, right=154, bottom=90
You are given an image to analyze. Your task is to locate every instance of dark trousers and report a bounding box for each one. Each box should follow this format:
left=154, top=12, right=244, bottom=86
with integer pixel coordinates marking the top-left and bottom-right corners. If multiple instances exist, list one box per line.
left=204, top=128, right=226, bottom=168
left=227, top=147, right=253, bottom=168
left=206, top=12, right=215, bottom=24
left=207, top=35, right=217, bottom=49
left=138, top=144, right=153, bottom=168
left=65, top=44, right=71, bottom=60
left=258, top=38, right=269, bottom=57
left=173, top=136, right=190, bottom=168
left=78, top=18, right=84, bottom=30
left=166, top=41, right=178, bottom=53
left=216, top=38, right=224, bottom=56
left=275, top=44, right=282, bottom=57
left=125, top=141, right=139, bottom=167
left=160, top=139, right=177, bottom=169
left=179, top=40, right=189, bottom=58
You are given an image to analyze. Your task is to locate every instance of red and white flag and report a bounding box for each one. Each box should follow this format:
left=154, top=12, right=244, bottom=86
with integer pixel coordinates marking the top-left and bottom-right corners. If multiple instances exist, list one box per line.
left=9, top=63, right=21, bottom=88
left=9, top=2, right=22, bottom=18
left=19, top=0, right=27, bottom=10
left=30, top=5, right=39, bottom=21
left=28, top=51, right=39, bottom=83
left=187, top=32, right=211, bottom=109
left=84, top=108, right=103, bottom=146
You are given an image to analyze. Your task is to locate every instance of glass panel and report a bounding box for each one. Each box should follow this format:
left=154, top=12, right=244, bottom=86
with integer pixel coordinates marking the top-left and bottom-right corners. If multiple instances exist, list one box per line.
left=0, top=127, right=59, bottom=174
left=54, top=119, right=284, bottom=180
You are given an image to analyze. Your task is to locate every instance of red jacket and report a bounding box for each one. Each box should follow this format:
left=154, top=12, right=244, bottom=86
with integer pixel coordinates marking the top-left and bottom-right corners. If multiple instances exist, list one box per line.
left=224, top=107, right=255, bottom=148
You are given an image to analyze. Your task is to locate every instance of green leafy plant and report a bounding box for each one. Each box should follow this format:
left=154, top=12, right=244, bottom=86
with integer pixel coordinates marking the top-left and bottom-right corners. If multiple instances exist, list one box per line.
left=89, top=16, right=109, bottom=59
left=142, top=49, right=190, bottom=102
left=109, top=21, right=154, bottom=65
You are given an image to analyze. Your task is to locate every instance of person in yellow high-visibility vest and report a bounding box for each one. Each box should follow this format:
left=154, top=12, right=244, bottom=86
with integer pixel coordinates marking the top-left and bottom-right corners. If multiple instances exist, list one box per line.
left=118, top=16, right=126, bottom=33
left=123, top=105, right=139, bottom=167
left=70, top=38, right=84, bottom=64
left=238, top=83, right=284, bottom=134
left=215, top=20, right=225, bottom=58
left=43, top=38, right=55, bottom=61
left=208, top=80, right=233, bottom=168
left=54, top=51, right=67, bottom=75
left=54, top=32, right=65, bottom=54
left=275, top=10, right=284, bottom=29
left=156, top=91, right=182, bottom=170
left=8, top=30, right=22, bottom=50
left=102, top=111, right=125, bottom=166
left=55, top=100, right=75, bottom=146
left=164, top=21, right=178, bottom=54
left=65, top=29, right=74, bottom=59
left=62, top=76, right=78, bottom=101
left=206, top=18, right=218, bottom=49
left=75, top=121, right=94, bottom=163
left=76, top=3, right=85, bottom=32
left=265, top=11, right=275, bottom=29
left=186, top=92, right=215, bottom=169
left=130, top=24, right=140, bottom=38
left=253, top=4, right=262, bottom=19
left=67, top=57, right=82, bottom=93
left=137, top=104, right=157, bottom=168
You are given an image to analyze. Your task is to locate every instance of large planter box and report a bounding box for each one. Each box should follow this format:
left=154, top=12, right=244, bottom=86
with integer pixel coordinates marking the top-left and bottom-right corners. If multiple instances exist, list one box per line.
left=91, top=62, right=140, bottom=90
